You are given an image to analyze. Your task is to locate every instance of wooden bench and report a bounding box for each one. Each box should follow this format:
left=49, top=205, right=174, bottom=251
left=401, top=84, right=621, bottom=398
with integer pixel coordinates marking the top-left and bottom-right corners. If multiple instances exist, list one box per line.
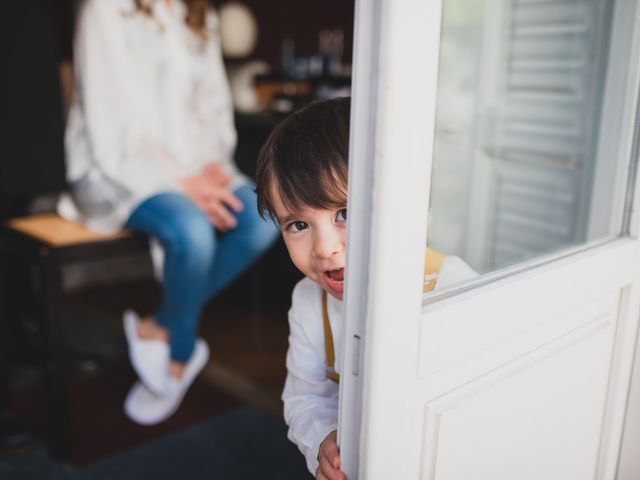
left=0, top=214, right=150, bottom=458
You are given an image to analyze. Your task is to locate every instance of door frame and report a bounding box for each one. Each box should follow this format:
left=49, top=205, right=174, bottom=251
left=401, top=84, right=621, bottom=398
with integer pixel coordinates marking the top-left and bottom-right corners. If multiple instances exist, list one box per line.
left=340, top=0, right=446, bottom=477
left=617, top=55, right=640, bottom=480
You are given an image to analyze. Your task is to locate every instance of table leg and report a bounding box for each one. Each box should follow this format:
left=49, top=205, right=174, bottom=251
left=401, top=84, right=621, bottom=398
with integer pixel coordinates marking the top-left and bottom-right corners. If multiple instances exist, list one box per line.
left=35, top=248, right=72, bottom=459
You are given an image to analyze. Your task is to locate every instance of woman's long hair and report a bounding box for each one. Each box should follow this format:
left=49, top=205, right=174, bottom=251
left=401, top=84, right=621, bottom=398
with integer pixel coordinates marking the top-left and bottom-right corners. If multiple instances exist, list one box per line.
left=133, top=0, right=209, bottom=37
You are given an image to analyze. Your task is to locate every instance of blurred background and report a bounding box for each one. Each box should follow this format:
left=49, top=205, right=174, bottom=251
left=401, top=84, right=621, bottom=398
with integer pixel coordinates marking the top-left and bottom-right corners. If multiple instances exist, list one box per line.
left=0, top=1, right=354, bottom=478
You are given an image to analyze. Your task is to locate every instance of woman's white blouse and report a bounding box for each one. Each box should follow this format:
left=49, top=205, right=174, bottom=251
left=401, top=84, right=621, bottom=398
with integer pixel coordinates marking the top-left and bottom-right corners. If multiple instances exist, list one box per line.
left=62, top=0, right=246, bottom=231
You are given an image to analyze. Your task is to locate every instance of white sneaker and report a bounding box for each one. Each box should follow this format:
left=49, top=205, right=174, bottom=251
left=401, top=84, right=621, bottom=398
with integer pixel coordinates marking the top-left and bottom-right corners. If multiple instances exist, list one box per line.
left=123, top=339, right=210, bottom=426
left=123, top=310, right=170, bottom=396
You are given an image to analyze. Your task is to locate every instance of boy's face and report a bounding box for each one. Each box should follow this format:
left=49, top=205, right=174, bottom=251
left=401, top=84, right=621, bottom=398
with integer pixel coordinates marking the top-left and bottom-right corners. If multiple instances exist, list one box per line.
left=270, top=184, right=347, bottom=301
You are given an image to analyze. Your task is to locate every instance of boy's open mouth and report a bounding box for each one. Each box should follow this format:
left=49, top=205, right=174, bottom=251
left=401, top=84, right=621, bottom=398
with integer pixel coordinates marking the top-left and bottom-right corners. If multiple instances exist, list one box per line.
left=323, top=268, right=345, bottom=293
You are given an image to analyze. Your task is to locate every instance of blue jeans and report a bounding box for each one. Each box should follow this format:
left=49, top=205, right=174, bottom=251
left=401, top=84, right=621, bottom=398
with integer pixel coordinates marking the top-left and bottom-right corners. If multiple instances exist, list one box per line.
left=125, top=184, right=278, bottom=363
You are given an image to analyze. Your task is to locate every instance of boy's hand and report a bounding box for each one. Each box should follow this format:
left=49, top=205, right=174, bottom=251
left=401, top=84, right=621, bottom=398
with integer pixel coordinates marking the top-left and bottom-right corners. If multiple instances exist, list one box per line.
left=316, top=431, right=347, bottom=480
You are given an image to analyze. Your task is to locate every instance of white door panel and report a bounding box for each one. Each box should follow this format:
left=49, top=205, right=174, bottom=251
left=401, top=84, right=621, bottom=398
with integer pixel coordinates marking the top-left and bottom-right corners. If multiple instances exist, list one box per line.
left=421, top=325, right=614, bottom=480
left=412, top=240, right=640, bottom=479
left=421, top=288, right=619, bottom=389
left=420, top=240, right=637, bottom=380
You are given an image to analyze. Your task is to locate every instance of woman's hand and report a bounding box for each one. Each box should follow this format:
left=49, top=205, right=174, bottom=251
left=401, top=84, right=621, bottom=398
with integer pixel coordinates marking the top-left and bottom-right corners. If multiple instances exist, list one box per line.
left=201, top=163, right=230, bottom=187
left=180, top=171, right=243, bottom=231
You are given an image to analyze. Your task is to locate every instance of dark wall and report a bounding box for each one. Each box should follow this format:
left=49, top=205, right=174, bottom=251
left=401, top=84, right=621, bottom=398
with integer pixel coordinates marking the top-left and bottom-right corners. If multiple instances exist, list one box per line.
left=0, top=1, right=67, bottom=197
left=218, top=0, right=355, bottom=69
left=62, top=1, right=355, bottom=70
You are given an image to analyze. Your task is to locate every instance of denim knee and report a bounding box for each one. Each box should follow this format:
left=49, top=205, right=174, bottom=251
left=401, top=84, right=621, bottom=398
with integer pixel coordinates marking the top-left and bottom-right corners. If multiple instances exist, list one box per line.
left=247, top=218, right=279, bottom=255
left=163, top=210, right=216, bottom=265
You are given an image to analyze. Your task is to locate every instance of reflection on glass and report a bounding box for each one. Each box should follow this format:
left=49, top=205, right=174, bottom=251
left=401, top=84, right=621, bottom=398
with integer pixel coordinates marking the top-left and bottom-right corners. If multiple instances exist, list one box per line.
left=427, top=0, right=622, bottom=286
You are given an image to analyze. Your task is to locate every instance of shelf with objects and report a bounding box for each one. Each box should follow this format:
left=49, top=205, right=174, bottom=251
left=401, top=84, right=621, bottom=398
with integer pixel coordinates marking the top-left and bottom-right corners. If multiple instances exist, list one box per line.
left=220, top=2, right=353, bottom=311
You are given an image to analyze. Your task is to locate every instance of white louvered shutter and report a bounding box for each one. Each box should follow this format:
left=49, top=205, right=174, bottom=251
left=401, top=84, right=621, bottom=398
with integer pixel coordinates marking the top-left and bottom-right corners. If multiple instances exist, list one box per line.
left=468, top=0, right=612, bottom=270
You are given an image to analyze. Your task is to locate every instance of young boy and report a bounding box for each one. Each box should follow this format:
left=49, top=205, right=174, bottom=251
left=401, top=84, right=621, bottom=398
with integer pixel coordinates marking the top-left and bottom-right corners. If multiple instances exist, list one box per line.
left=255, top=97, right=476, bottom=479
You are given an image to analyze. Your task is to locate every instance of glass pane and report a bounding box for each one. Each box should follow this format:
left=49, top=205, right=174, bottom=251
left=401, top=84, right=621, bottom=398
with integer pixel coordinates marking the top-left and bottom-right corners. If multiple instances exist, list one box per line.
left=426, top=0, right=631, bottom=288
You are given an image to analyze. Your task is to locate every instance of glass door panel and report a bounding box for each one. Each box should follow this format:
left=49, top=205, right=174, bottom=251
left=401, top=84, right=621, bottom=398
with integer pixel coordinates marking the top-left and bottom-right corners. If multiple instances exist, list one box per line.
left=426, top=0, right=629, bottom=286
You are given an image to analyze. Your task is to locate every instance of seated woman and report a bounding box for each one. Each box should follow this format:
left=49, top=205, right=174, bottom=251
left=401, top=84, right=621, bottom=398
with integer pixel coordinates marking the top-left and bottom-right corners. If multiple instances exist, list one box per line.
left=62, top=0, right=278, bottom=424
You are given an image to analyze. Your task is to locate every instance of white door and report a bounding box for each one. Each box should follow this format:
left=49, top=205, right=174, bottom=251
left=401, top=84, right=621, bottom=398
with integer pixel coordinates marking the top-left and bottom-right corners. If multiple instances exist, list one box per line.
left=338, top=0, right=640, bottom=478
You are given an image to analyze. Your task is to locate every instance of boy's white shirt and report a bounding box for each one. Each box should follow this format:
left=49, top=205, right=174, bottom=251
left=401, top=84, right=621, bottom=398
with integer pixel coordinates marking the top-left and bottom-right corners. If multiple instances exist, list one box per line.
left=60, top=0, right=246, bottom=232
left=283, top=255, right=478, bottom=474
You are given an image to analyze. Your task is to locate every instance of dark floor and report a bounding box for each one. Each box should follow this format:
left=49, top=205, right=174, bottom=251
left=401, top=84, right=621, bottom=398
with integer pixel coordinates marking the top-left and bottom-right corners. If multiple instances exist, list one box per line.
left=1, top=407, right=310, bottom=480
left=3, top=252, right=299, bottom=470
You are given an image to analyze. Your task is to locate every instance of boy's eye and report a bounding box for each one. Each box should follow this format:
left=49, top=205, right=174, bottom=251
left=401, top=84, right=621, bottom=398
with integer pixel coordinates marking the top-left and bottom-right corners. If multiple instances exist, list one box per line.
left=287, top=221, right=309, bottom=233
left=336, top=208, right=347, bottom=223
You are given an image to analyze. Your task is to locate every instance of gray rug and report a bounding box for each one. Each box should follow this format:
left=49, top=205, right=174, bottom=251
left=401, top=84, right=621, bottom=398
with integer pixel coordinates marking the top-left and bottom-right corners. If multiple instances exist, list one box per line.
left=0, top=408, right=310, bottom=480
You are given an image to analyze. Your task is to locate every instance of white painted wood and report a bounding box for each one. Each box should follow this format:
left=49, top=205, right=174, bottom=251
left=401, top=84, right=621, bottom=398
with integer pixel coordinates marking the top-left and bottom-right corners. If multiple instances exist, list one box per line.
left=341, top=0, right=445, bottom=478
left=421, top=319, right=616, bottom=480
left=337, top=0, right=381, bottom=476
left=413, top=239, right=640, bottom=479
left=616, top=41, right=640, bottom=477
left=347, top=0, right=640, bottom=478
left=420, top=240, right=636, bottom=382
left=618, top=315, right=640, bottom=479
left=589, top=0, right=640, bottom=238
left=596, top=276, right=640, bottom=479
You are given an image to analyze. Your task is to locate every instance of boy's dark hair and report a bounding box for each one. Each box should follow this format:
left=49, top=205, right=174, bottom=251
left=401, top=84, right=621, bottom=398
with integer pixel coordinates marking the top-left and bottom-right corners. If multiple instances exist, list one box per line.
left=256, top=97, right=351, bottom=222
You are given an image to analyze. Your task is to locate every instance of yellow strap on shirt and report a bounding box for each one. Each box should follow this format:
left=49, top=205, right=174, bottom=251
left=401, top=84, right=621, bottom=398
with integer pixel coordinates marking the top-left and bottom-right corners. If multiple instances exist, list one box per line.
left=322, top=291, right=341, bottom=384
left=322, top=249, right=446, bottom=384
